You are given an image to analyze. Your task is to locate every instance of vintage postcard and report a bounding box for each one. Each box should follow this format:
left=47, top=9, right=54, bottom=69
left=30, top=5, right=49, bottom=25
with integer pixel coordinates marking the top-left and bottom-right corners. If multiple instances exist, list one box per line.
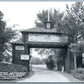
left=0, top=1, right=83, bottom=83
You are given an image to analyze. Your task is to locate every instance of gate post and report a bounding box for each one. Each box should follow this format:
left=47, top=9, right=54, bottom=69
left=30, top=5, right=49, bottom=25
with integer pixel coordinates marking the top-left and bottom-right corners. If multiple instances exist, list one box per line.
left=23, top=33, right=30, bottom=71
left=28, top=46, right=30, bottom=71
left=12, top=44, right=15, bottom=63
left=24, top=44, right=30, bottom=71
left=64, top=48, right=71, bottom=73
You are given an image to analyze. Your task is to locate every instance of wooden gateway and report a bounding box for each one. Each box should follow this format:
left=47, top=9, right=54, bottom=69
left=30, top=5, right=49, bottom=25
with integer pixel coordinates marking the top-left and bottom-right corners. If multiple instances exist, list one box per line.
left=11, top=22, right=70, bottom=72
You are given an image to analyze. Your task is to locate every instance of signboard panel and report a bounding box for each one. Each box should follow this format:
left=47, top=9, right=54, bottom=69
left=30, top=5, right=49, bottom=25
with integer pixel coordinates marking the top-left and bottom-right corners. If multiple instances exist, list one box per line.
left=16, top=46, right=24, bottom=50
left=82, top=53, right=84, bottom=58
left=21, top=55, right=29, bottom=60
left=28, top=34, right=68, bottom=43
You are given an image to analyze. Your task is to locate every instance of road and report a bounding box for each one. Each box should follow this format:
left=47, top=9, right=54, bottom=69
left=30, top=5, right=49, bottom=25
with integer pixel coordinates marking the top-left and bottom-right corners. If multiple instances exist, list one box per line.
left=18, top=65, right=81, bottom=82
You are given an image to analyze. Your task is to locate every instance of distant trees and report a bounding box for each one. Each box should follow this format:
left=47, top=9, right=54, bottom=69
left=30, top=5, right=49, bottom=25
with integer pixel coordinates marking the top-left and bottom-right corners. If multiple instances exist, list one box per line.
left=30, top=56, right=43, bottom=64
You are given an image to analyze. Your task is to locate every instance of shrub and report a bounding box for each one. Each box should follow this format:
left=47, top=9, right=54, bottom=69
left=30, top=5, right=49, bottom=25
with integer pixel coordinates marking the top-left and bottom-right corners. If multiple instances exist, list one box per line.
left=45, top=56, right=55, bottom=70
left=0, top=63, right=27, bottom=72
left=0, top=63, right=29, bottom=80
left=71, top=68, right=84, bottom=80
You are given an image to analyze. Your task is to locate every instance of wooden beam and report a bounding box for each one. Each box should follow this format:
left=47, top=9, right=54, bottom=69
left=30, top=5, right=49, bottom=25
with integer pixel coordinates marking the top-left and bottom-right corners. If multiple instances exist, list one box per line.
left=12, top=44, right=15, bottom=63
left=64, top=48, right=71, bottom=73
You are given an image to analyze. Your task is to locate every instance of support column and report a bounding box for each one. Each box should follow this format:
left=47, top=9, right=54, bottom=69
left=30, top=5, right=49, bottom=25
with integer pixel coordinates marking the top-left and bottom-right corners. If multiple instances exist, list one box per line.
left=28, top=47, right=30, bottom=71
left=23, top=33, right=30, bottom=71
left=64, top=48, right=71, bottom=73
left=12, top=44, right=15, bottom=63
left=24, top=44, right=30, bottom=71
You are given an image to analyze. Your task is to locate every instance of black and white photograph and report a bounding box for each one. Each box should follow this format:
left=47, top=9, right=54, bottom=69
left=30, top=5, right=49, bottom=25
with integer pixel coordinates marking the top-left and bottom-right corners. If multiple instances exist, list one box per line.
left=0, top=1, right=84, bottom=82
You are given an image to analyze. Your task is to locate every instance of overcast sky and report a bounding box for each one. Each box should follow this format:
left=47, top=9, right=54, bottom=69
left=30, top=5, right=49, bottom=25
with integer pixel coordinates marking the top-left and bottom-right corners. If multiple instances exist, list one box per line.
left=0, top=1, right=75, bottom=30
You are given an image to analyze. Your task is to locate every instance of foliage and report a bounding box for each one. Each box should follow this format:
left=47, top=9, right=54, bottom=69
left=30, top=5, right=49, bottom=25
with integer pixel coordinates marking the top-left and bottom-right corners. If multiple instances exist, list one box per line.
left=69, top=43, right=81, bottom=52
left=60, top=2, right=84, bottom=43
left=0, top=63, right=27, bottom=72
left=45, top=56, right=55, bottom=70
left=57, top=2, right=84, bottom=69
left=35, top=9, right=64, bottom=29
left=71, top=68, right=84, bottom=80
left=0, top=11, right=17, bottom=61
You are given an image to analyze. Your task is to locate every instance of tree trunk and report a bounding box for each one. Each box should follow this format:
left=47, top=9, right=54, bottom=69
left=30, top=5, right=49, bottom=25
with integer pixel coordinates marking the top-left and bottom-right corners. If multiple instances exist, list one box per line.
left=73, top=35, right=77, bottom=69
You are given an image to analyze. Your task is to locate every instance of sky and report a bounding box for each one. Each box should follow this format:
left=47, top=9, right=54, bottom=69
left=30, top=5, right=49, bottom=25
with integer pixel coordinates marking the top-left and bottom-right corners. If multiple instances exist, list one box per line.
left=0, top=1, right=75, bottom=30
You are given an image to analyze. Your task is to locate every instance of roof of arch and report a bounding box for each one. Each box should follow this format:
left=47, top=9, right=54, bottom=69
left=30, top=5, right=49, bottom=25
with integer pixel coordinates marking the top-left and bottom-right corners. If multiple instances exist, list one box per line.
left=21, top=27, right=64, bottom=35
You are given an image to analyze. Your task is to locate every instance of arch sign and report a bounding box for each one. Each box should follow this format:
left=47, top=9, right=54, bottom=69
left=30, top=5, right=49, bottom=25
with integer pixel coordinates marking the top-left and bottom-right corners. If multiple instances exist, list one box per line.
left=28, top=34, right=68, bottom=43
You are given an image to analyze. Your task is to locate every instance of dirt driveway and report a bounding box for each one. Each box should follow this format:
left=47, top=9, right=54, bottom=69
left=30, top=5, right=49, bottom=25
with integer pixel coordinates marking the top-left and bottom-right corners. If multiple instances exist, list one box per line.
left=18, top=65, right=81, bottom=82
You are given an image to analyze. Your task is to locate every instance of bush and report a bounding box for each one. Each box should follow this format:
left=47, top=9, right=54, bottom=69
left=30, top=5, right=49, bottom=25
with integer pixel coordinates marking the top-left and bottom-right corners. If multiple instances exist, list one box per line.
left=0, top=63, right=28, bottom=80
left=0, top=63, right=27, bottom=72
left=71, top=68, right=84, bottom=80
left=45, top=56, right=55, bottom=70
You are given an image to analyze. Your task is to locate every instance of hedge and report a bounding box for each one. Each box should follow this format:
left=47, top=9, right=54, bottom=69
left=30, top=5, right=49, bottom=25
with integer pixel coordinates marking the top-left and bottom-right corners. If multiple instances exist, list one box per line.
left=0, top=63, right=28, bottom=80
left=71, top=68, right=84, bottom=80
left=0, top=63, right=27, bottom=72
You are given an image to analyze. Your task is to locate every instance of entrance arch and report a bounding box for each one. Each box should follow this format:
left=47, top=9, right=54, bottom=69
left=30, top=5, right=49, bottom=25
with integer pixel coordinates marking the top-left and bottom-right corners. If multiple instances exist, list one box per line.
left=11, top=27, right=69, bottom=72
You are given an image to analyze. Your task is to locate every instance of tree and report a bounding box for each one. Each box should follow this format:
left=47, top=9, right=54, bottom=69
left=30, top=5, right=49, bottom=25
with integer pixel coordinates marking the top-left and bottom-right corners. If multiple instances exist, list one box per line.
left=35, top=9, right=64, bottom=29
left=59, top=2, right=84, bottom=43
left=69, top=43, right=81, bottom=69
left=0, top=11, right=17, bottom=61
left=59, top=2, right=84, bottom=69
